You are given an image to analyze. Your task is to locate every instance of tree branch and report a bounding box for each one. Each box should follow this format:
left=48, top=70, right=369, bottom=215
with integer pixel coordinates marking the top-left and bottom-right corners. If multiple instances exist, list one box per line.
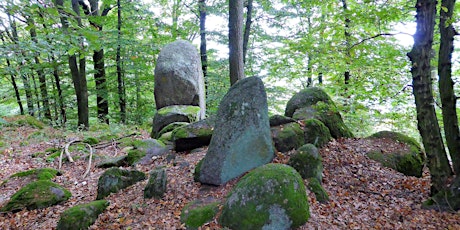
left=349, top=33, right=395, bottom=50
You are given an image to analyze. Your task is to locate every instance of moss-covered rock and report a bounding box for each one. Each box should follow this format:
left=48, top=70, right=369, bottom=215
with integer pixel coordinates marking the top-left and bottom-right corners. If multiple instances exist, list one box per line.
left=220, top=163, right=309, bottom=229
left=4, top=115, right=44, bottom=129
left=293, top=102, right=353, bottom=138
left=126, top=149, right=146, bottom=165
left=308, top=178, right=329, bottom=203
left=83, top=137, right=99, bottom=145
left=96, top=168, right=146, bottom=200
left=288, top=144, right=323, bottom=182
left=285, top=87, right=332, bottom=118
left=181, top=199, right=219, bottom=229
left=158, top=122, right=189, bottom=139
left=303, top=119, right=333, bottom=147
left=172, top=117, right=215, bottom=152
left=1, top=180, right=71, bottom=212
left=10, top=168, right=61, bottom=181
left=56, top=200, right=109, bottom=230
left=151, top=105, right=201, bottom=138
left=367, top=131, right=424, bottom=177
left=271, top=122, right=305, bottom=152
left=269, top=115, right=296, bottom=127
left=144, top=167, right=167, bottom=199
left=194, top=159, right=203, bottom=182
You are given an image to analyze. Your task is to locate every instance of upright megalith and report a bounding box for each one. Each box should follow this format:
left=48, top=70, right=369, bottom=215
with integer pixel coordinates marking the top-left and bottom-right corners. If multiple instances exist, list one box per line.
left=154, top=40, right=206, bottom=119
left=199, top=77, right=274, bottom=185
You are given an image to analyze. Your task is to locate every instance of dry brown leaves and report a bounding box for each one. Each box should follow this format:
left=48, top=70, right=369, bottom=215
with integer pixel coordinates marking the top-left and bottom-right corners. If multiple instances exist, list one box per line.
left=1, top=126, right=459, bottom=229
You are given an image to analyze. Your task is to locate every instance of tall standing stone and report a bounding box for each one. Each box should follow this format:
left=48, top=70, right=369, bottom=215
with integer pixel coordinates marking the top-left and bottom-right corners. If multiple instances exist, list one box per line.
left=199, top=77, right=274, bottom=185
left=154, top=40, right=206, bottom=119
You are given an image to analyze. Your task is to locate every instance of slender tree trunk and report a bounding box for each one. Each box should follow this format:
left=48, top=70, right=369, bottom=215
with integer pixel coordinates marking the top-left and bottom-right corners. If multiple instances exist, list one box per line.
left=117, top=0, right=126, bottom=123
left=0, top=33, right=24, bottom=115
left=341, top=0, right=351, bottom=86
left=28, top=17, right=52, bottom=120
left=31, top=73, right=42, bottom=118
left=438, top=0, right=460, bottom=174
left=242, top=0, right=253, bottom=64
left=199, top=0, right=208, bottom=81
left=172, top=0, right=181, bottom=39
left=51, top=57, right=66, bottom=125
left=229, top=0, right=245, bottom=85
left=407, top=0, right=453, bottom=195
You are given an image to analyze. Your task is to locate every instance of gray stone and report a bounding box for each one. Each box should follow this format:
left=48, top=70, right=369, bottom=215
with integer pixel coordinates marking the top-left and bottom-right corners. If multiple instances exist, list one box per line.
left=285, top=87, right=332, bottom=118
left=154, top=40, right=206, bottom=118
left=199, top=77, right=274, bottom=185
left=144, top=167, right=167, bottom=199
left=303, top=118, right=333, bottom=147
left=271, top=122, right=305, bottom=152
left=56, top=200, right=109, bottom=230
left=96, top=168, right=146, bottom=200
left=269, top=115, right=296, bottom=127
left=288, top=144, right=323, bottom=182
left=151, top=105, right=201, bottom=138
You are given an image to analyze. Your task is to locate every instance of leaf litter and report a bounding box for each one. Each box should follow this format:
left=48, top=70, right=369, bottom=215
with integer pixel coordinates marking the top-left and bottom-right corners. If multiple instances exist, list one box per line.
left=0, top=126, right=459, bottom=229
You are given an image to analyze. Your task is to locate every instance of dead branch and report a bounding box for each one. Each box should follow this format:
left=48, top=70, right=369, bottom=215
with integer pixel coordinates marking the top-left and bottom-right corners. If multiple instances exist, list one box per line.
left=82, top=143, right=93, bottom=178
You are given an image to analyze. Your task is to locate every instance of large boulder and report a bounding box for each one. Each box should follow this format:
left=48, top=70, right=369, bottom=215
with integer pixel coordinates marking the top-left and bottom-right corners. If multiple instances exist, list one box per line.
left=271, top=122, right=305, bottom=152
left=286, top=87, right=353, bottom=138
left=1, top=180, right=71, bottom=212
left=151, top=105, right=201, bottom=138
left=154, top=40, right=206, bottom=118
left=144, top=167, right=167, bottom=199
left=220, top=163, right=310, bottom=229
left=367, top=131, right=424, bottom=177
left=56, top=200, right=109, bottom=230
left=288, top=144, right=323, bottom=182
left=180, top=199, right=220, bottom=229
left=96, top=168, right=146, bottom=200
left=199, top=77, right=275, bottom=185
left=172, top=117, right=215, bottom=152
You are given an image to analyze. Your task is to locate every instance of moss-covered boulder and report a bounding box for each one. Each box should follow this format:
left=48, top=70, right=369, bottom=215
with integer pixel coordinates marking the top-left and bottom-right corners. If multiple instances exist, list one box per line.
left=10, top=168, right=61, bottom=181
left=96, top=168, right=146, bottom=200
left=172, top=117, right=215, bottom=152
left=4, top=115, right=44, bottom=129
left=269, top=115, right=296, bottom=127
left=285, top=87, right=332, bottom=118
left=271, top=122, right=305, bottom=152
left=151, top=105, right=201, bottom=138
left=220, top=163, right=309, bottom=229
left=193, top=159, right=204, bottom=182
left=158, top=122, right=189, bottom=139
left=303, top=119, right=333, bottom=147
left=367, top=131, right=424, bottom=177
left=180, top=199, right=220, bottom=229
left=144, top=167, right=167, bottom=199
left=56, top=200, right=109, bottom=230
left=1, top=180, right=71, bottom=212
left=288, top=144, right=323, bottom=182
left=308, top=178, right=329, bottom=203
left=293, top=102, right=353, bottom=138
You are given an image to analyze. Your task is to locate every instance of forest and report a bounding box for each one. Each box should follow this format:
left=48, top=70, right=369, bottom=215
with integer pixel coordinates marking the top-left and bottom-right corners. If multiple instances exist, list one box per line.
left=0, top=0, right=460, bottom=229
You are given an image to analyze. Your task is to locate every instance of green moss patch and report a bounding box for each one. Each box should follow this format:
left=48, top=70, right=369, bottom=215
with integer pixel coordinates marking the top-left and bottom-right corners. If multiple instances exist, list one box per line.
left=10, top=168, right=61, bottom=181
left=288, top=144, right=323, bottom=181
left=308, top=178, right=329, bottom=203
left=303, top=118, right=332, bottom=147
left=56, top=200, right=109, bottom=230
left=181, top=200, right=219, bottom=229
left=220, top=163, right=309, bottom=229
left=1, top=180, right=71, bottom=212
left=96, top=168, right=146, bottom=200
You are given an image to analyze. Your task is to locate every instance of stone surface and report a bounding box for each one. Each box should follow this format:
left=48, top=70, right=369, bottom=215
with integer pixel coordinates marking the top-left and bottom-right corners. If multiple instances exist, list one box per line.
left=151, top=105, right=201, bottom=138
left=154, top=40, right=205, bottom=118
left=180, top=199, right=220, bottom=229
left=172, top=117, right=215, bottom=152
left=285, top=87, right=332, bottom=118
left=144, top=167, right=167, bottom=199
left=96, top=168, right=146, bottom=200
left=269, top=115, right=296, bottom=127
left=288, top=144, right=323, bottom=182
left=199, top=77, right=274, bottom=185
left=219, top=163, right=309, bottom=229
left=271, top=122, right=305, bottom=152
left=1, top=180, right=71, bottom=212
left=367, top=131, right=424, bottom=177
left=56, top=200, right=109, bottom=230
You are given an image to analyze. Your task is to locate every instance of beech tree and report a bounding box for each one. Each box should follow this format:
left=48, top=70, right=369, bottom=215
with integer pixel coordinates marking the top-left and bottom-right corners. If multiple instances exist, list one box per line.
left=228, top=0, right=244, bottom=85
left=407, top=0, right=453, bottom=195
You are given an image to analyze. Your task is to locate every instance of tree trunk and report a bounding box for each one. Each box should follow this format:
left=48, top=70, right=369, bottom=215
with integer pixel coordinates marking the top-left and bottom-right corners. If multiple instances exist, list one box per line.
left=229, top=0, right=245, bottom=85
left=341, top=0, right=351, bottom=86
left=199, top=0, right=208, bottom=82
left=117, top=0, right=126, bottom=124
left=52, top=57, right=66, bottom=126
left=31, top=73, right=42, bottom=118
left=407, top=0, right=453, bottom=195
left=57, top=0, right=89, bottom=128
left=0, top=33, right=24, bottom=115
left=28, top=17, right=52, bottom=121
left=438, top=0, right=460, bottom=174
left=243, top=0, right=253, bottom=64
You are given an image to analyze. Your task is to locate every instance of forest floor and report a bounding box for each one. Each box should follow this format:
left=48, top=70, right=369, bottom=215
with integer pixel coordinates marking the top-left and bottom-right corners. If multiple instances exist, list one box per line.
left=0, top=123, right=459, bottom=229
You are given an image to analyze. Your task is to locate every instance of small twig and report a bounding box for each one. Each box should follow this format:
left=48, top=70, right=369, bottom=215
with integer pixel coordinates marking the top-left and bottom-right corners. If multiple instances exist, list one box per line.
left=82, top=143, right=93, bottom=178
left=64, top=139, right=78, bottom=162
